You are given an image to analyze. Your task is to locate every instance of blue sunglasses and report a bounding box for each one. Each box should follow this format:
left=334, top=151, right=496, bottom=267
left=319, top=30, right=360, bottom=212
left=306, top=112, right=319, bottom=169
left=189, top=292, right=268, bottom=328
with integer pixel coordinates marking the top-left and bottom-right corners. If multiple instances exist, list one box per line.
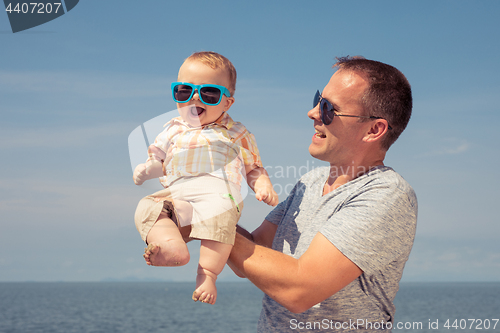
left=171, top=82, right=231, bottom=106
left=314, top=90, right=392, bottom=129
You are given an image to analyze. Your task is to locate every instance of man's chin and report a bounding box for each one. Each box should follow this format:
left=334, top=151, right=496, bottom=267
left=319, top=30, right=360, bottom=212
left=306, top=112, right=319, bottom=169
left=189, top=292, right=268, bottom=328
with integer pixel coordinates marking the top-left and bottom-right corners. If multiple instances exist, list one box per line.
left=308, top=146, right=329, bottom=163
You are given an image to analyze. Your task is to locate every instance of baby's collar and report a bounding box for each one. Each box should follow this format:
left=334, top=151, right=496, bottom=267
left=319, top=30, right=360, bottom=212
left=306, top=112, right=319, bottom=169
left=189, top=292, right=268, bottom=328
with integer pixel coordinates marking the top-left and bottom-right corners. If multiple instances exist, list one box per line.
left=213, top=112, right=234, bottom=129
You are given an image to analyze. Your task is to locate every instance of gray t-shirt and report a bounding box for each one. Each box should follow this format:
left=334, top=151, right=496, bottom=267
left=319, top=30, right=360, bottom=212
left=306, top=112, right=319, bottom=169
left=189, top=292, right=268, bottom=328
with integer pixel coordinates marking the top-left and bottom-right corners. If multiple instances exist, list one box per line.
left=258, top=166, right=417, bottom=332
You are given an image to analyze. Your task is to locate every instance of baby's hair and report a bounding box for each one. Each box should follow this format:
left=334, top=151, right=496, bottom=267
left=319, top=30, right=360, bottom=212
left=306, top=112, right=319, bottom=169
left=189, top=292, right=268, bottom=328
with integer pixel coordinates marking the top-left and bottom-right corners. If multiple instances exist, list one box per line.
left=185, top=51, right=237, bottom=96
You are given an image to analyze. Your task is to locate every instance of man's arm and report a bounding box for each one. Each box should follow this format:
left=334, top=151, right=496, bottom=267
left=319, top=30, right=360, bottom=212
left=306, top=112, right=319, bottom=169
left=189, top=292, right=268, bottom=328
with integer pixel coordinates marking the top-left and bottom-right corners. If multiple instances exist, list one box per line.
left=228, top=220, right=278, bottom=278
left=246, top=220, right=278, bottom=248
left=228, top=231, right=362, bottom=313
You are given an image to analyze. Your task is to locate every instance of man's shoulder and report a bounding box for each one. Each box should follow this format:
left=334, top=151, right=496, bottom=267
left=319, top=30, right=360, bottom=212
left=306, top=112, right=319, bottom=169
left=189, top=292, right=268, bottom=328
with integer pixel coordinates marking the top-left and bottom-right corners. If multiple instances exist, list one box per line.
left=365, top=166, right=417, bottom=207
left=299, top=166, right=330, bottom=182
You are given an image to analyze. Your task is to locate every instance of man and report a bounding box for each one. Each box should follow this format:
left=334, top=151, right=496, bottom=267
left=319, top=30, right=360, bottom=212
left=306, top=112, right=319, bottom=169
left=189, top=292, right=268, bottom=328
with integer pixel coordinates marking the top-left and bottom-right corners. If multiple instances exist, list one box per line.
left=228, top=57, right=417, bottom=332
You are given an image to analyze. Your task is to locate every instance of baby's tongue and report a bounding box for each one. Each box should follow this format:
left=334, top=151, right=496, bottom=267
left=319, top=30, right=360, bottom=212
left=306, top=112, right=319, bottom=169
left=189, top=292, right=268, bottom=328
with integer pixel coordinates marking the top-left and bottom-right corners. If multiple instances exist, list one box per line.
left=189, top=106, right=204, bottom=117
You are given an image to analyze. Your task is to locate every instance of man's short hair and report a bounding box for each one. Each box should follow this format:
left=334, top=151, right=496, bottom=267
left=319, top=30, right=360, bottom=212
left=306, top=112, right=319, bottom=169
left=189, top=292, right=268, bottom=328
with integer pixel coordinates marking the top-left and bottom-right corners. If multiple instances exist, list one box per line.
left=334, top=56, right=412, bottom=150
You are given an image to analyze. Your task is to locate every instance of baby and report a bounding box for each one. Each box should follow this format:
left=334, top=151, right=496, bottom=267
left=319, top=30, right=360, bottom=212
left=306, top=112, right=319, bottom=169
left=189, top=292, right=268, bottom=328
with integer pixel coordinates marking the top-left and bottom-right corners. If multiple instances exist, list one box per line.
left=133, top=51, right=278, bottom=305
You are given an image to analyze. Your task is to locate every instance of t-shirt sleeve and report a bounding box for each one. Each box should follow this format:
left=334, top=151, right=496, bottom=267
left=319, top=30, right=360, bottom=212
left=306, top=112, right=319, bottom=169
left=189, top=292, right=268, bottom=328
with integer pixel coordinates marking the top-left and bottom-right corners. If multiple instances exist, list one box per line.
left=265, top=199, right=288, bottom=225
left=320, top=184, right=417, bottom=276
left=264, top=177, right=306, bottom=225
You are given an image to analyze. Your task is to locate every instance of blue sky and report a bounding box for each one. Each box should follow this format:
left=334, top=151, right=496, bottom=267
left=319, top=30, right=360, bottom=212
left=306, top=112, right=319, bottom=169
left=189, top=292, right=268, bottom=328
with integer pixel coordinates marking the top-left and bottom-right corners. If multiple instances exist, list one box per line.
left=1, top=1, right=499, bottom=283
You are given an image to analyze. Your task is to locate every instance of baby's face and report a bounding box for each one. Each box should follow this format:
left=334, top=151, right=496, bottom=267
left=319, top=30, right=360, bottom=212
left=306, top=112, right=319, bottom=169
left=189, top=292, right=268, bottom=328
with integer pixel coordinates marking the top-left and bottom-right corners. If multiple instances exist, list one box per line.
left=176, top=60, right=234, bottom=127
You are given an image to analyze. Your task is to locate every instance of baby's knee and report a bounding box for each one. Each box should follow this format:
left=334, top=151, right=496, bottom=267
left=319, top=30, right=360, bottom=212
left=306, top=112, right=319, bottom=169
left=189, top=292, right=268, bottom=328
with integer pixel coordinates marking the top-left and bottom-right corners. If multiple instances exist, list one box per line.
left=176, top=246, right=190, bottom=266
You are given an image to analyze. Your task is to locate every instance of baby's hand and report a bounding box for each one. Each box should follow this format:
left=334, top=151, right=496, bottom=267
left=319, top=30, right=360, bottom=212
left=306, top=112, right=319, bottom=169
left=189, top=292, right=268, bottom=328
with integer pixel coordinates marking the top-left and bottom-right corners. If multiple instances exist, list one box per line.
left=255, top=187, right=279, bottom=207
left=133, top=163, right=147, bottom=185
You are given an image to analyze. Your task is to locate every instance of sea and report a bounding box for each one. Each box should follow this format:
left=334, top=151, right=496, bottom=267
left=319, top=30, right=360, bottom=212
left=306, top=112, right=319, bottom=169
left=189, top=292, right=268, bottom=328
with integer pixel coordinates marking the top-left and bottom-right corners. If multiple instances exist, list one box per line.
left=0, top=282, right=498, bottom=333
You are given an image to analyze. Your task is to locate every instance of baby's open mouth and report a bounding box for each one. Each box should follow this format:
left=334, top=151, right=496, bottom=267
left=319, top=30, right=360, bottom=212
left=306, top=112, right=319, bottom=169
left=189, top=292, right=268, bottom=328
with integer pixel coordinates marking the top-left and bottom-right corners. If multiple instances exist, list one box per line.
left=191, top=106, right=205, bottom=116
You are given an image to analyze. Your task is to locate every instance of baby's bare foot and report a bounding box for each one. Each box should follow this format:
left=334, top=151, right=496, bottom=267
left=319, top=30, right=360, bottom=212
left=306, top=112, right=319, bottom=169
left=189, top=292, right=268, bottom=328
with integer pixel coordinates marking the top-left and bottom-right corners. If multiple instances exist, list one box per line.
left=192, top=271, right=217, bottom=304
left=143, top=241, right=189, bottom=267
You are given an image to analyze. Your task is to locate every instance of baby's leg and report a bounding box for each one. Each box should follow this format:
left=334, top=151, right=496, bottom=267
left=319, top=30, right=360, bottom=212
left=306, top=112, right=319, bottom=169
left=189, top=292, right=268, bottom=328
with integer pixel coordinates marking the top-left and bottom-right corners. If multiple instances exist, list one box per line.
left=143, top=211, right=190, bottom=266
left=171, top=199, right=193, bottom=228
left=192, top=240, right=232, bottom=305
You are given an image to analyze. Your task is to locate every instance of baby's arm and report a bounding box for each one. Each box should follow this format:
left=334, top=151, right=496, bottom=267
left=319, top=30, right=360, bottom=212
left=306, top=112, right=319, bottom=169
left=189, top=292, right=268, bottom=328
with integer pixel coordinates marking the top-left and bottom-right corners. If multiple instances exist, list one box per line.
left=246, top=166, right=278, bottom=206
left=133, top=145, right=166, bottom=185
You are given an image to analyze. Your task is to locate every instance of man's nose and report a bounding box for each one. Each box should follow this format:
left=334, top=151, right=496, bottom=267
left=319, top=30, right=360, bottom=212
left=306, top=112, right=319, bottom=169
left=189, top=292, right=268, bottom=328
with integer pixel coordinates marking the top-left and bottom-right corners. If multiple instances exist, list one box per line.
left=308, top=104, right=321, bottom=121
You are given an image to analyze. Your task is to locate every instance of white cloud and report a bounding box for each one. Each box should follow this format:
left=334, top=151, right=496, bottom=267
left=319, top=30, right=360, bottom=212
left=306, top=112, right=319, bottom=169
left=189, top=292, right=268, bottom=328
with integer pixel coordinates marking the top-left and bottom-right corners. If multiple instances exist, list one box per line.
left=0, top=176, right=140, bottom=227
left=425, top=138, right=471, bottom=156
left=410, top=134, right=472, bottom=157
left=403, top=237, right=500, bottom=282
left=0, top=121, right=134, bottom=149
left=0, top=70, right=173, bottom=99
left=415, top=88, right=500, bottom=116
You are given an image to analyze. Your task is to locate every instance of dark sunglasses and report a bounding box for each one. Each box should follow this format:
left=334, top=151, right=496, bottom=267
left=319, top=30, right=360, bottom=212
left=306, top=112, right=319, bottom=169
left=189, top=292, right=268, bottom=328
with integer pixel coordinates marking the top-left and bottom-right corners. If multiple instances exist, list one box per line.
left=314, top=90, right=392, bottom=129
left=171, top=82, right=231, bottom=106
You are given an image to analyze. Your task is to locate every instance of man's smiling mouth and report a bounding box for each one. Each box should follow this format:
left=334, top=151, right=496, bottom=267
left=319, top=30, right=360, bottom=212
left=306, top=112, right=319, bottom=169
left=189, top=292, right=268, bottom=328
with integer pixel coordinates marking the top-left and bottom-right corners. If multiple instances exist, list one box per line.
left=315, top=129, right=326, bottom=138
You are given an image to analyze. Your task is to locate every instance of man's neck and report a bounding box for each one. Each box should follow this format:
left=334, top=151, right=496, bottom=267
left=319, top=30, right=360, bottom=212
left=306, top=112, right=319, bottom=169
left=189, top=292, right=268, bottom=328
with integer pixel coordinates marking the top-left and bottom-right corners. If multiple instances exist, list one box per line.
left=323, top=160, right=384, bottom=195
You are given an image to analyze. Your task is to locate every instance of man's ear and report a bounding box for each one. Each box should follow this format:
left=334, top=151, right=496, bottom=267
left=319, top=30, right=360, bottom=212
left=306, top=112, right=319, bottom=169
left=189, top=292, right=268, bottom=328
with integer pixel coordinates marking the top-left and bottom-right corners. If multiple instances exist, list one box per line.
left=363, top=119, right=390, bottom=143
left=224, top=97, right=235, bottom=111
